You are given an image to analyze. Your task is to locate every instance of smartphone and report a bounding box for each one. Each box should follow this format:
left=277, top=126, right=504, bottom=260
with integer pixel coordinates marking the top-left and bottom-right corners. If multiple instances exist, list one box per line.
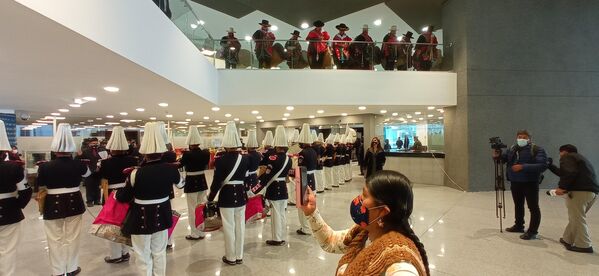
left=295, top=166, right=309, bottom=206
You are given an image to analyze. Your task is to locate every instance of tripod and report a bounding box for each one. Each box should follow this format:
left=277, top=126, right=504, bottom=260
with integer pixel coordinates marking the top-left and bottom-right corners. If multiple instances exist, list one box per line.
left=494, top=157, right=506, bottom=232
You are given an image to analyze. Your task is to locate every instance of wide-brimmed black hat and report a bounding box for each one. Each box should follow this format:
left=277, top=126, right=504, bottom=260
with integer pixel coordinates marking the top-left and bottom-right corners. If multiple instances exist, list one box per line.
left=335, top=23, right=349, bottom=30
left=290, top=30, right=301, bottom=37
left=313, top=20, right=325, bottom=27
left=402, top=31, right=414, bottom=39
left=259, top=19, right=271, bottom=27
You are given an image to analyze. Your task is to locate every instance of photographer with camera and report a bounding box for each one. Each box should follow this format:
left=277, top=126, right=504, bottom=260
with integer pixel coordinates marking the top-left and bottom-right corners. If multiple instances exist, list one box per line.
left=546, top=144, right=598, bottom=253
left=492, top=130, right=548, bottom=240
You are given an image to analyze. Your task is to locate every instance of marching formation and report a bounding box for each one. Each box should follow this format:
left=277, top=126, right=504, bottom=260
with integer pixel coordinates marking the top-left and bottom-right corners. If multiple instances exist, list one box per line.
left=0, top=120, right=359, bottom=276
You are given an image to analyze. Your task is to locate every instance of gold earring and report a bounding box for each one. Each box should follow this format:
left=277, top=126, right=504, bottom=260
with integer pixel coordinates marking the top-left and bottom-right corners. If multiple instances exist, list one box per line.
left=377, top=219, right=384, bottom=228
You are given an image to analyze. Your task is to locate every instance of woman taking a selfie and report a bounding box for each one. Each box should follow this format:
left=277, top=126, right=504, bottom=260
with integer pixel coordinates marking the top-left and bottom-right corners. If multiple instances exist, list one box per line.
left=300, top=170, right=429, bottom=276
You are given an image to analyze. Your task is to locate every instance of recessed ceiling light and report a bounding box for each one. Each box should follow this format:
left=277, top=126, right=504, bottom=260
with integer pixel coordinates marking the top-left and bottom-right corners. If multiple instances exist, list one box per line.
left=341, top=113, right=348, bottom=116
left=256, top=116, right=263, bottom=119
left=186, top=111, right=194, bottom=115
left=159, top=103, right=169, bottom=107
left=136, top=108, right=145, bottom=112
left=211, top=107, right=220, bottom=111
left=309, top=115, right=315, bottom=119
left=203, top=116, right=210, bottom=120
left=301, top=22, right=309, bottom=29
left=438, top=109, right=445, bottom=113
left=438, top=116, right=444, bottom=119
left=225, top=113, right=232, bottom=117
left=406, top=115, right=413, bottom=119
left=120, top=112, right=128, bottom=116
left=58, top=109, right=69, bottom=113
left=251, top=110, right=259, bottom=115
left=427, top=106, right=435, bottom=110
left=121, top=119, right=136, bottom=123
left=415, top=112, right=422, bottom=115
left=240, top=121, right=245, bottom=124
left=96, top=118, right=102, bottom=120
left=74, top=98, right=84, bottom=104
left=392, top=112, right=398, bottom=116
left=283, top=113, right=290, bottom=117
left=419, top=118, right=424, bottom=120
left=427, top=114, right=434, bottom=117
left=380, top=110, right=387, bottom=114
left=106, top=115, right=114, bottom=118
left=87, top=119, right=94, bottom=122
left=282, top=118, right=287, bottom=121
left=399, top=117, right=405, bottom=121
left=190, top=23, right=198, bottom=29
left=166, top=114, right=173, bottom=118
left=83, top=97, right=96, bottom=101
left=358, top=106, right=366, bottom=110
left=317, top=110, right=324, bottom=114
left=244, top=35, right=252, bottom=41
left=149, top=117, right=156, bottom=120
left=185, top=118, right=191, bottom=122
left=51, top=113, right=60, bottom=116
left=234, top=118, right=240, bottom=121
left=214, top=120, right=220, bottom=123
left=103, top=86, right=119, bottom=92
left=374, top=19, right=382, bottom=26
left=105, top=122, right=120, bottom=125
left=286, top=106, right=294, bottom=111
left=259, top=119, right=265, bottom=123
left=69, top=104, right=81, bottom=108
left=412, top=120, right=417, bottom=123
left=271, top=25, right=279, bottom=31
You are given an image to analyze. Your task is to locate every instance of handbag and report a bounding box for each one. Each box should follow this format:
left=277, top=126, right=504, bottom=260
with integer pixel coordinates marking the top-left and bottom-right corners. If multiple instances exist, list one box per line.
left=168, top=210, right=180, bottom=238
left=245, top=194, right=264, bottom=223
left=93, top=191, right=130, bottom=226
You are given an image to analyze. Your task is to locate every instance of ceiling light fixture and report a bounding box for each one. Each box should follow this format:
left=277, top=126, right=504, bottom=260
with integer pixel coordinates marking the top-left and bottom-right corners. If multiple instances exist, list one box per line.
left=438, top=116, right=444, bottom=119
left=259, top=119, right=265, bottom=123
left=83, top=97, right=96, bottom=101
left=427, top=106, right=435, bottom=110
left=211, top=107, right=220, bottom=111
left=341, top=113, right=348, bottom=116
left=374, top=19, right=382, bottom=26
left=286, top=106, right=294, bottom=111
left=415, top=111, right=422, bottom=115
left=69, top=104, right=81, bottom=108
left=225, top=113, right=232, bottom=117
left=392, top=112, right=398, bottom=116
left=158, top=103, right=168, bottom=107
left=256, top=116, right=263, bottom=119
left=58, top=109, right=69, bottom=113
left=300, top=22, right=309, bottom=29
left=166, top=114, right=173, bottom=118
left=190, top=23, right=198, bottom=29
left=214, top=120, right=220, bottom=123
left=427, top=114, right=434, bottom=118
left=309, top=115, right=315, bottom=119
left=317, top=110, right=324, bottom=114
left=149, top=117, right=156, bottom=120
left=120, top=112, right=128, bottom=116
left=203, top=116, right=210, bottom=120
left=358, top=106, right=366, bottom=110
left=186, top=118, right=191, bottom=122
left=74, top=98, right=84, bottom=104
left=282, top=118, right=287, bottom=121
left=380, top=110, right=387, bottom=114
left=240, top=121, right=245, bottom=124
left=51, top=113, right=60, bottom=116
left=186, top=111, right=194, bottom=115
left=283, top=113, right=290, bottom=117
left=136, top=108, right=145, bottom=112
left=234, top=118, right=239, bottom=121
left=103, top=86, right=119, bottom=93
left=251, top=110, right=259, bottom=115
left=271, top=25, right=279, bottom=31
left=106, top=115, right=114, bottom=118
left=245, top=35, right=252, bottom=41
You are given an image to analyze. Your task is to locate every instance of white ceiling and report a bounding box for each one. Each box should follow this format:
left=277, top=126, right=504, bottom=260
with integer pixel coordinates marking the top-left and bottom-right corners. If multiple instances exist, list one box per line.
left=0, top=1, right=446, bottom=130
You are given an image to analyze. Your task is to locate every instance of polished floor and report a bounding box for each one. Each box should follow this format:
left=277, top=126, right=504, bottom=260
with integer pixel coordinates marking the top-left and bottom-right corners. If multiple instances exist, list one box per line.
left=15, top=165, right=599, bottom=276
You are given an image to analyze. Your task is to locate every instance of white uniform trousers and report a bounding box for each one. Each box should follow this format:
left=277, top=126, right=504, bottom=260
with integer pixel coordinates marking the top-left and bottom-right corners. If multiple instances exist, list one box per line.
left=335, top=165, right=345, bottom=185
left=220, top=206, right=246, bottom=261
left=108, top=240, right=129, bottom=259
left=44, top=215, right=82, bottom=275
left=297, top=207, right=311, bottom=233
left=287, top=179, right=296, bottom=204
left=315, top=169, right=325, bottom=192
left=269, top=200, right=287, bottom=241
left=344, top=162, right=352, bottom=181
left=324, top=167, right=335, bottom=188
left=185, top=191, right=207, bottom=238
left=0, top=222, right=21, bottom=276
left=131, top=230, right=168, bottom=276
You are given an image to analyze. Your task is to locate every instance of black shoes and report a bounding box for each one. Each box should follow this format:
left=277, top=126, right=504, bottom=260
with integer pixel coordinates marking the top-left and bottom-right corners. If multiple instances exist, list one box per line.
left=185, top=235, right=205, bottom=240
left=505, top=225, right=525, bottom=233
left=86, top=202, right=94, bottom=207
left=166, top=244, right=173, bottom=250
left=222, top=256, right=236, bottom=265
left=324, top=188, right=332, bottom=191
left=296, top=229, right=310, bottom=235
left=64, top=267, right=81, bottom=276
left=104, top=253, right=130, bottom=264
left=560, top=238, right=571, bottom=249
left=266, top=240, right=286, bottom=246
left=519, top=232, right=538, bottom=240
left=567, top=245, right=594, bottom=253
left=288, top=202, right=296, bottom=206
left=236, top=259, right=243, bottom=264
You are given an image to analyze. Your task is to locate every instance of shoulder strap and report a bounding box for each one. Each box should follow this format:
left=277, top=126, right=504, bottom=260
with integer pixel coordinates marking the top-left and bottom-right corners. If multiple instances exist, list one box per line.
left=129, top=169, right=138, bottom=187
left=214, top=154, right=242, bottom=200
left=531, top=144, right=538, bottom=158
left=260, top=156, right=289, bottom=194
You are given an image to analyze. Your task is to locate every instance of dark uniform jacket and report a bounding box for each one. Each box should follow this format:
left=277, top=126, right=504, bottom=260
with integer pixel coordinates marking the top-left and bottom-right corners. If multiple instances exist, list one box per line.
left=335, top=144, right=345, bottom=166
left=324, top=144, right=335, bottom=168
left=345, top=144, right=353, bottom=164
left=255, top=152, right=292, bottom=200
left=99, top=154, right=138, bottom=194
left=162, top=150, right=177, bottom=163
left=208, top=152, right=249, bottom=208
left=179, top=148, right=210, bottom=193
left=117, top=159, right=180, bottom=235
left=260, top=148, right=276, bottom=166
left=0, top=160, right=32, bottom=225
left=550, top=153, right=599, bottom=193
left=312, top=144, right=325, bottom=170
left=298, top=146, right=318, bottom=191
left=245, top=150, right=262, bottom=191
left=37, top=157, right=90, bottom=220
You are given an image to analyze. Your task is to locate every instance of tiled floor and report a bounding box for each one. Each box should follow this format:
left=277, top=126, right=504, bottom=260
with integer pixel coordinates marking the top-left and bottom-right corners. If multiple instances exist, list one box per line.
left=14, top=166, right=599, bottom=275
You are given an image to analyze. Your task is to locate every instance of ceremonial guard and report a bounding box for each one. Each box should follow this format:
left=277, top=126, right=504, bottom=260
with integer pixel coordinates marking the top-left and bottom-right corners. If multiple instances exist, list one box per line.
left=252, top=19, right=276, bottom=69
left=350, top=24, right=374, bottom=70
left=156, top=121, right=178, bottom=249
left=37, top=123, right=91, bottom=276
left=77, top=137, right=102, bottom=207
left=397, top=31, right=414, bottom=70
left=333, top=134, right=345, bottom=186
left=244, top=130, right=262, bottom=192
left=98, top=126, right=138, bottom=264
left=414, top=25, right=438, bottom=71
left=0, top=120, right=32, bottom=275
left=332, top=23, right=352, bottom=69
left=260, top=130, right=275, bottom=166
left=382, top=25, right=400, bottom=71
left=220, top=27, right=242, bottom=69
left=286, top=129, right=301, bottom=205
left=284, top=30, right=304, bottom=69
left=344, top=130, right=356, bottom=182
left=296, top=124, right=318, bottom=235
left=179, top=126, right=210, bottom=240
left=207, top=121, right=249, bottom=265
left=312, top=132, right=326, bottom=193
left=306, top=20, right=330, bottom=69
left=116, top=122, right=181, bottom=276
left=323, top=133, right=337, bottom=189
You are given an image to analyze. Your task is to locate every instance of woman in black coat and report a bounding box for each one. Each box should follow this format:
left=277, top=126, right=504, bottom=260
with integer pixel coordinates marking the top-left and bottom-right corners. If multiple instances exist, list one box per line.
left=364, top=137, right=386, bottom=178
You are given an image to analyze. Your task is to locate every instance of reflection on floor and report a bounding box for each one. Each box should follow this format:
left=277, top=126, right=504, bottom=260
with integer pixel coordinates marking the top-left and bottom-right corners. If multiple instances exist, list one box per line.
left=16, top=166, right=599, bottom=276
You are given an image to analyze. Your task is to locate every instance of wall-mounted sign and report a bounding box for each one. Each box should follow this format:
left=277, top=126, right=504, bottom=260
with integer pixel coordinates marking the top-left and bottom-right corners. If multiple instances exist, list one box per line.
left=0, top=113, right=17, bottom=147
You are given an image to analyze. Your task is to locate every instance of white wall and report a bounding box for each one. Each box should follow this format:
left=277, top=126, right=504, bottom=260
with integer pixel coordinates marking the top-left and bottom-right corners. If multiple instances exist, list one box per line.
left=16, top=0, right=219, bottom=103
left=17, top=137, right=83, bottom=152
left=218, top=70, right=457, bottom=106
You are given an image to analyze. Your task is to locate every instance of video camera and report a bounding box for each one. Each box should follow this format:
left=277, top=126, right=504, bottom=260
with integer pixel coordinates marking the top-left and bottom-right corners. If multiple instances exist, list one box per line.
left=489, top=137, right=507, bottom=150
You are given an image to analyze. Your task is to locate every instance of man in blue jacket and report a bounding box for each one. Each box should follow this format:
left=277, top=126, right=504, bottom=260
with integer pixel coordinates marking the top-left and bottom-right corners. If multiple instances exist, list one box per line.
left=493, top=130, right=548, bottom=240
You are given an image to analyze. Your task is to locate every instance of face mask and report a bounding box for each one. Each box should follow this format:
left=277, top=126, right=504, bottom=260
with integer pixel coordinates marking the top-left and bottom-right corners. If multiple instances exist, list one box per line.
left=350, top=195, right=386, bottom=228
left=516, top=139, right=529, bottom=147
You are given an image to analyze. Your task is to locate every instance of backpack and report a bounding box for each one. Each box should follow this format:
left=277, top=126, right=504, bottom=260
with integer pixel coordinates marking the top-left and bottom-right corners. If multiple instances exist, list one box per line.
left=508, top=144, right=545, bottom=185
